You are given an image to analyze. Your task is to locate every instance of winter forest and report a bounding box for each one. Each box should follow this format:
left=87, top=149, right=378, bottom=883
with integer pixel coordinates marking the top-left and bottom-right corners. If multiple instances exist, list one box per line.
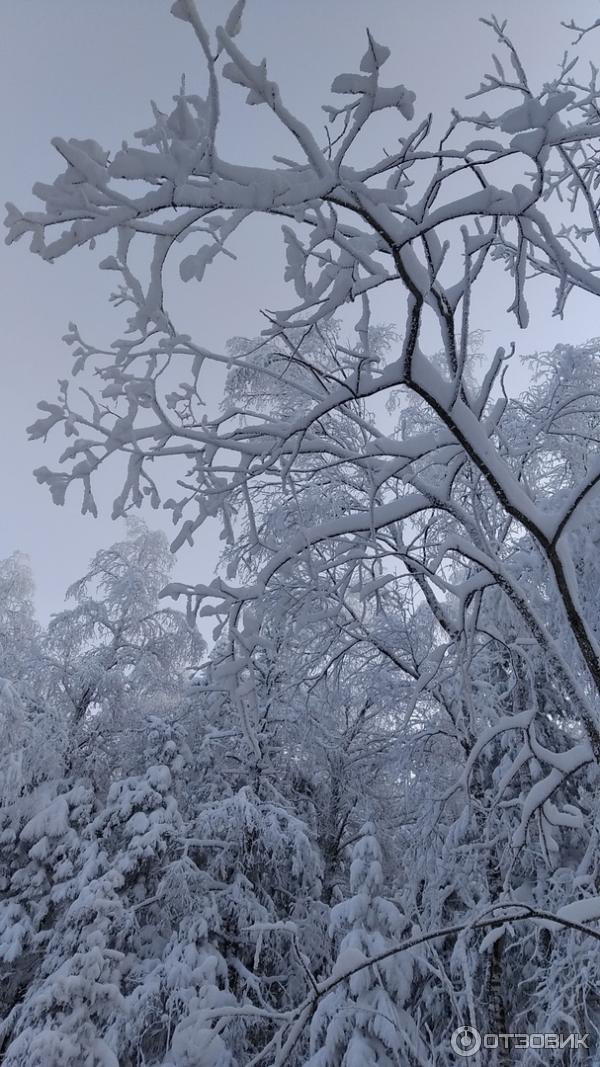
left=7, top=1, right=600, bottom=1063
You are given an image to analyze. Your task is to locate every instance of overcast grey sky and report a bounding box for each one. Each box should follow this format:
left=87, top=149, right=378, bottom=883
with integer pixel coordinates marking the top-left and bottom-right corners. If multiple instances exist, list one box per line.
left=3, top=0, right=600, bottom=620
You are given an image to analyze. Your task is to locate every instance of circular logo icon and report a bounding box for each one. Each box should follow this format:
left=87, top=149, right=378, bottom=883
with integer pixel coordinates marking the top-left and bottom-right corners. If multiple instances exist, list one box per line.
left=451, top=1026, right=482, bottom=1057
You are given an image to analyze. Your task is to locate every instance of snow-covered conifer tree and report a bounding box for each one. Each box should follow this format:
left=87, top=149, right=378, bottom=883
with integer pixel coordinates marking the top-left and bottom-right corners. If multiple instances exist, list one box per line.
left=305, top=824, right=425, bottom=1066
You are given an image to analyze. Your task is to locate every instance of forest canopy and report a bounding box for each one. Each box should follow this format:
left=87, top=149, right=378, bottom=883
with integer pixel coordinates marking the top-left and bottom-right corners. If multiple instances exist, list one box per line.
left=4, top=2, right=600, bottom=1063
